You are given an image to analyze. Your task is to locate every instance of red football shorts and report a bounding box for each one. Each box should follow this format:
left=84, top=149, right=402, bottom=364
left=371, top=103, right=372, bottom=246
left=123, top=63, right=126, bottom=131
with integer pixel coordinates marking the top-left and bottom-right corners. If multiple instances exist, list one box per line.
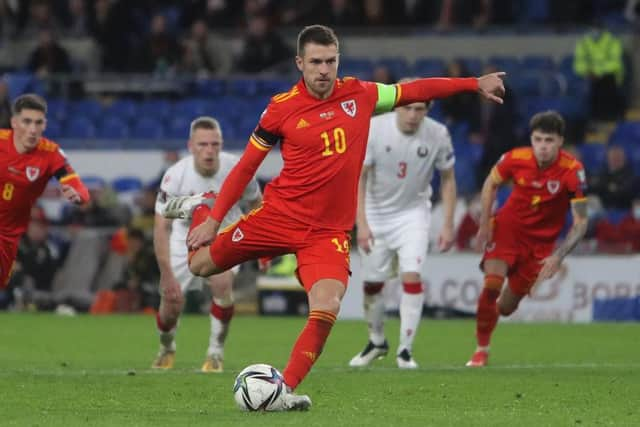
left=208, top=202, right=351, bottom=291
left=481, top=218, right=555, bottom=296
left=0, top=236, right=18, bottom=288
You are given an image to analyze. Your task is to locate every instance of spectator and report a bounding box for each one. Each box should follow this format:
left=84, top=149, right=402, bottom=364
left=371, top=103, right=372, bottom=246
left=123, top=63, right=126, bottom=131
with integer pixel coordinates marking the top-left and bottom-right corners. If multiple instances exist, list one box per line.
left=63, top=0, right=89, bottom=37
left=0, top=0, right=18, bottom=40
left=455, top=193, right=482, bottom=250
left=88, top=0, right=134, bottom=72
left=112, top=227, right=159, bottom=312
left=475, top=64, right=520, bottom=187
left=235, top=13, right=292, bottom=74
left=7, top=206, right=60, bottom=311
left=383, top=0, right=441, bottom=26
left=315, top=0, right=363, bottom=27
left=0, top=78, right=11, bottom=128
left=436, top=0, right=491, bottom=32
left=134, top=13, right=181, bottom=75
left=371, top=64, right=395, bottom=84
left=19, top=0, right=62, bottom=38
left=573, top=21, right=625, bottom=121
left=179, top=18, right=231, bottom=77
left=181, top=0, right=242, bottom=29
left=26, top=28, right=73, bottom=77
left=588, top=145, right=636, bottom=210
left=62, top=181, right=129, bottom=227
left=129, top=185, right=157, bottom=237
left=439, top=60, right=482, bottom=134
left=595, top=198, right=640, bottom=253
left=363, top=0, right=387, bottom=26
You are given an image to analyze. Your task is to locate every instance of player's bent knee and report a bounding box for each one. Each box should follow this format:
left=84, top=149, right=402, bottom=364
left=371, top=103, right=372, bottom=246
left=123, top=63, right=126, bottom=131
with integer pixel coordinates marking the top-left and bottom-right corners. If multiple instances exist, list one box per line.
left=189, top=248, right=222, bottom=277
left=498, top=301, right=518, bottom=316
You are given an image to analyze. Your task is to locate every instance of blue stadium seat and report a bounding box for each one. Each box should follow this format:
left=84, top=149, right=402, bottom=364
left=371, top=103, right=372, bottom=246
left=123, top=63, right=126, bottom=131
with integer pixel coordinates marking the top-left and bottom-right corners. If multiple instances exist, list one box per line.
left=68, top=99, right=103, bottom=120
left=81, top=175, right=107, bottom=190
left=559, top=55, right=576, bottom=77
left=455, top=57, right=483, bottom=76
left=44, top=119, right=62, bottom=140
left=172, top=99, right=212, bottom=118
left=166, top=115, right=192, bottom=140
left=229, top=79, right=259, bottom=97
left=194, top=79, right=226, bottom=97
left=511, top=75, right=542, bottom=97
left=97, top=116, right=130, bottom=139
left=487, top=56, right=521, bottom=75
left=376, top=57, right=411, bottom=80
left=606, top=209, right=628, bottom=225
left=496, top=186, right=512, bottom=208
left=521, top=55, right=555, bottom=71
left=138, top=100, right=172, bottom=120
left=131, top=117, right=165, bottom=139
left=518, top=0, right=549, bottom=23
left=609, top=122, right=640, bottom=145
left=579, top=144, right=607, bottom=172
left=340, top=58, right=374, bottom=79
left=413, top=58, right=445, bottom=77
left=111, top=176, right=143, bottom=193
left=64, top=116, right=96, bottom=139
left=5, top=72, right=33, bottom=100
left=454, top=157, right=478, bottom=196
left=46, top=98, right=68, bottom=122
left=259, top=79, right=293, bottom=96
left=103, top=99, right=137, bottom=121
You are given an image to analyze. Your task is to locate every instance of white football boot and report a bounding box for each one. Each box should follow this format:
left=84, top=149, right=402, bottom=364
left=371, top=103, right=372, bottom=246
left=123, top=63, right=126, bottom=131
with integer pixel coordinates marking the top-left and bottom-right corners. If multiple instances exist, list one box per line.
left=280, top=387, right=312, bottom=411
left=162, top=191, right=216, bottom=219
left=396, top=348, right=418, bottom=369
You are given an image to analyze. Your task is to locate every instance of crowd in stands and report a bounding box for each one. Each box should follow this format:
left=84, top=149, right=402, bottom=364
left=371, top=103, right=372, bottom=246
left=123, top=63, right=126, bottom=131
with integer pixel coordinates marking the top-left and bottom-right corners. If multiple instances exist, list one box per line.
left=1, top=0, right=639, bottom=313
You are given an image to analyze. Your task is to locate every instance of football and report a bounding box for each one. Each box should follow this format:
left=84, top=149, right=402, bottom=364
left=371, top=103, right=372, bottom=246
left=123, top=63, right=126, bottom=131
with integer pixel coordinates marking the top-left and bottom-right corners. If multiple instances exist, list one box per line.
left=232, top=364, right=285, bottom=411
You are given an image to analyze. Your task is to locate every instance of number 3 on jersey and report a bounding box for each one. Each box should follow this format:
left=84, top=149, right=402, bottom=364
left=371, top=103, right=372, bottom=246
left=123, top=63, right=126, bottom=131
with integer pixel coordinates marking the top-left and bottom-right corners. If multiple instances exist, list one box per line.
left=321, top=127, right=346, bottom=157
left=2, top=182, right=14, bottom=201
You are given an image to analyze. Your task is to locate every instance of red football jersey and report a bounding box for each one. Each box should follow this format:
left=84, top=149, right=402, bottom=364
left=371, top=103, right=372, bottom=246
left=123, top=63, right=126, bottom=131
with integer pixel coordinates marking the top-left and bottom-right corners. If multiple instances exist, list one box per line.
left=491, top=147, right=587, bottom=242
left=0, top=129, right=72, bottom=238
left=252, top=78, right=379, bottom=230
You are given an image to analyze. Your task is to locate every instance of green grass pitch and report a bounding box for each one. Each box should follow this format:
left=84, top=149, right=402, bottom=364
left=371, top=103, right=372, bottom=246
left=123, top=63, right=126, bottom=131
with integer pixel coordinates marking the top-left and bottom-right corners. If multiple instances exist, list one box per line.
left=1, top=313, right=638, bottom=426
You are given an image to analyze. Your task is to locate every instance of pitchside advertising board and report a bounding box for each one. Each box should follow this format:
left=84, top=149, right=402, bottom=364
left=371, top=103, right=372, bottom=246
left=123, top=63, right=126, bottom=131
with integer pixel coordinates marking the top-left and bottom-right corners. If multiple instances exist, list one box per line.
left=372, top=254, right=640, bottom=323
left=258, top=253, right=640, bottom=322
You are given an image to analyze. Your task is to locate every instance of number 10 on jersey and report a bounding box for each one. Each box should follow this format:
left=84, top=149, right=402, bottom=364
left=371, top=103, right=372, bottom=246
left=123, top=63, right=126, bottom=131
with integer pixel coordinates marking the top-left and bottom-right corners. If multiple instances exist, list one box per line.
left=321, top=127, right=346, bottom=157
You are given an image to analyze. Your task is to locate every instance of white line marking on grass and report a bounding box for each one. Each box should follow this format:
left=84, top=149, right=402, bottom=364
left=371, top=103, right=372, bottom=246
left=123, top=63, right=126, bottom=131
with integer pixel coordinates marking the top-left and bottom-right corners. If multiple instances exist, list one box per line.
left=1, top=362, right=639, bottom=377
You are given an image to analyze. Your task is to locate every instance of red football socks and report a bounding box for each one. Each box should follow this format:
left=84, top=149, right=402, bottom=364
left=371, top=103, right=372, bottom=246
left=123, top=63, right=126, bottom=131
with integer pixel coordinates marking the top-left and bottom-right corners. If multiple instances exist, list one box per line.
left=282, top=310, right=336, bottom=390
left=475, top=274, right=504, bottom=347
left=210, top=301, right=234, bottom=323
left=156, top=311, right=176, bottom=333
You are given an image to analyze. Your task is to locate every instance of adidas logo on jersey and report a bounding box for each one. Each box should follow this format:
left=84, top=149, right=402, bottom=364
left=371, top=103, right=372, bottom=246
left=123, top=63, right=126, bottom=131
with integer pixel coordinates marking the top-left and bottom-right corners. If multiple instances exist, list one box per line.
left=296, top=118, right=310, bottom=129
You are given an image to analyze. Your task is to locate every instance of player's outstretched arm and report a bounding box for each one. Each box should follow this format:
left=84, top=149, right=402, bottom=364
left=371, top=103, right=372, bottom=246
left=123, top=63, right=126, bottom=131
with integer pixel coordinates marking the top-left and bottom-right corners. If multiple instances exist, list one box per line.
left=438, top=167, right=457, bottom=252
left=474, top=171, right=501, bottom=252
left=536, top=198, right=589, bottom=282
left=392, top=72, right=505, bottom=108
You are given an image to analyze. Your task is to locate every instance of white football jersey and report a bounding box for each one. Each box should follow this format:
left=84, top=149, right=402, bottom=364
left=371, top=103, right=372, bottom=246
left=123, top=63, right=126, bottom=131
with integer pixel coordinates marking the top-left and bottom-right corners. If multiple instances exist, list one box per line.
left=155, top=152, right=261, bottom=243
left=364, top=112, right=454, bottom=222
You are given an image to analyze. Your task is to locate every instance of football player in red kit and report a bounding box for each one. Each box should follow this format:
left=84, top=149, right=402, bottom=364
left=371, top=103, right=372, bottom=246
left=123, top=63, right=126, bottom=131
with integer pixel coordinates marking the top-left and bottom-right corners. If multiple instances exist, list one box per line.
left=466, top=111, right=588, bottom=367
left=167, top=25, right=506, bottom=410
left=0, top=94, right=89, bottom=288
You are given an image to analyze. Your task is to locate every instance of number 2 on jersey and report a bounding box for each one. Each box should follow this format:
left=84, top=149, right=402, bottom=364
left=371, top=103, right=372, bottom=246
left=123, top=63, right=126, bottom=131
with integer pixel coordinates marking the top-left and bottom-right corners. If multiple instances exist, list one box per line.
left=321, top=127, right=346, bottom=157
left=2, top=182, right=14, bottom=201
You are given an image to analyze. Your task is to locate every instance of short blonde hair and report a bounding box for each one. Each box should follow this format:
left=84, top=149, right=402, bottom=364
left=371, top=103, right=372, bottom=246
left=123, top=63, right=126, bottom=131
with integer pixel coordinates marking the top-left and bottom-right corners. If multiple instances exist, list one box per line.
left=189, top=116, right=222, bottom=138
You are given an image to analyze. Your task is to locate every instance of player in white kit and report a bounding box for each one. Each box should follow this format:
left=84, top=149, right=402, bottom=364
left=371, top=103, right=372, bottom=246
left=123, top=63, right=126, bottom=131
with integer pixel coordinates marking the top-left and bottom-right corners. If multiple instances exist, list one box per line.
left=152, top=117, right=262, bottom=372
left=349, top=97, right=457, bottom=369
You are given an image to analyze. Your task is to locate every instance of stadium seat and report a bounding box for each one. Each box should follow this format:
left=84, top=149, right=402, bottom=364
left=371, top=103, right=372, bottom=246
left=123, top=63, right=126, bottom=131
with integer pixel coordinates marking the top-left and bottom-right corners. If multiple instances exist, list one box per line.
left=487, top=56, right=521, bottom=75
left=131, top=117, right=165, bottom=139
left=413, top=58, right=446, bottom=77
left=521, top=55, right=555, bottom=71
left=259, top=79, right=294, bottom=95
left=579, top=144, right=607, bottom=172
left=229, top=79, right=259, bottom=97
left=518, top=0, right=549, bottom=24
left=606, top=209, right=628, bottom=225
left=511, top=74, right=542, bottom=97
left=454, top=157, right=478, bottom=196
left=111, top=176, right=143, bottom=193
left=496, top=186, right=512, bottom=208
left=103, top=99, right=137, bottom=121
left=376, top=57, right=411, bottom=80
left=81, top=175, right=107, bottom=190
left=138, top=99, right=172, bottom=120
left=609, top=122, right=640, bottom=145
left=194, top=79, right=226, bottom=97
left=64, top=116, right=96, bottom=139
left=340, top=58, right=374, bottom=79
left=455, top=57, right=484, bottom=76
left=97, top=116, right=130, bottom=139
left=46, top=98, right=68, bottom=122
left=166, top=115, right=192, bottom=140
left=172, top=99, right=212, bottom=118
left=68, top=99, right=103, bottom=120
left=44, top=119, right=63, bottom=140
